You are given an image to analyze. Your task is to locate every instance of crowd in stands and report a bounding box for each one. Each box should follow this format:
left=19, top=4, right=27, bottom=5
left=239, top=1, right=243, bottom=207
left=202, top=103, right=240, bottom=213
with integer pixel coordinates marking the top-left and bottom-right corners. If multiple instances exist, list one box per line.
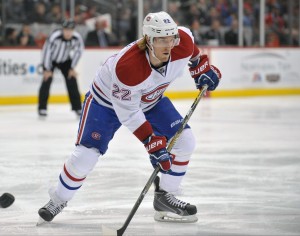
left=0, top=0, right=299, bottom=47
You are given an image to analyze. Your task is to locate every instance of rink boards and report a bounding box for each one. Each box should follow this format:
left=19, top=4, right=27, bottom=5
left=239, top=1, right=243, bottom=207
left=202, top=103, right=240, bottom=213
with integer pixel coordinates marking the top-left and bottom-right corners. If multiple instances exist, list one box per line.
left=0, top=47, right=300, bottom=105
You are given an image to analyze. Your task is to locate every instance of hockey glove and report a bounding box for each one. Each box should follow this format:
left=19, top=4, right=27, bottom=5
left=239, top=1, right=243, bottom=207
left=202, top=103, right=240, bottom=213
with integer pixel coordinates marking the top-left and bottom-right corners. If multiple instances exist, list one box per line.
left=143, top=135, right=174, bottom=173
left=189, top=54, right=222, bottom=91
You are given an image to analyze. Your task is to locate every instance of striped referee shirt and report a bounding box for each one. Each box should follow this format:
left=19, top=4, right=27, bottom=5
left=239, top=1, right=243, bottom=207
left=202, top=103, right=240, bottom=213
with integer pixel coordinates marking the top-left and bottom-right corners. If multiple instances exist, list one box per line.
left=42, top=29, right=84, bottom=71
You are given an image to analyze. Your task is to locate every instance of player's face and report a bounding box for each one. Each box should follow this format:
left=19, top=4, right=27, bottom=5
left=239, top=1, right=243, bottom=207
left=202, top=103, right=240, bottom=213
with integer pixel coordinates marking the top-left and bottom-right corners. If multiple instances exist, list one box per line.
left=152, top=36, right=176, bottom=62
left=63, top=29, right=73, bottom=40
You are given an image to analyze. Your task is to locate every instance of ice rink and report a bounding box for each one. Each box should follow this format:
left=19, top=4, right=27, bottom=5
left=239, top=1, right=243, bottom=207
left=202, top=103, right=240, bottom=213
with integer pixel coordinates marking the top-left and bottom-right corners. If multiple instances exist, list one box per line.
left=0, top=96, right=300, bottom=236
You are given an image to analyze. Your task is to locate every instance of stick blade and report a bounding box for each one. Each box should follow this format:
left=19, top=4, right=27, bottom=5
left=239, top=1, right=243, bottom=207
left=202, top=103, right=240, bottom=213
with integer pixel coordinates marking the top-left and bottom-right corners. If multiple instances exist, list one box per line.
left=102, top=225, right=118, bottom=236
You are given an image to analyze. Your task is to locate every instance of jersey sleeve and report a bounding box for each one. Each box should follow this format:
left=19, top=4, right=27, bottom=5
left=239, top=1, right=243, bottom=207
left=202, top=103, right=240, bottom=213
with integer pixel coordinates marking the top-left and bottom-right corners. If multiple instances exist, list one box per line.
left=176, top=26, right=201, bottom=62
left=42, top=30, right=61, bottom=71
left=42, top=35, right=55, bottom=70
left=71, top=32, right=84, bottom=69
left=191, top=43, right=201, bottom=61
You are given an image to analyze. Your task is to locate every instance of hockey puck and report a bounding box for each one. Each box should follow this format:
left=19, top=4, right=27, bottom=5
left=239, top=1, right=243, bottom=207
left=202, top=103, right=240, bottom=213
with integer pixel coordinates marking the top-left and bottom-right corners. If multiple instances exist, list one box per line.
left=0, top=193, right=15, bottom=208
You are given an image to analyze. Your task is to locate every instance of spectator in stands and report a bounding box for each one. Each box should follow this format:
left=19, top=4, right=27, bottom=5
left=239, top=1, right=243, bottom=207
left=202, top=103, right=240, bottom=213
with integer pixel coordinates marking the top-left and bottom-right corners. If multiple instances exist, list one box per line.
left=46, top=3, right=63, bottom=24
left=224, top=18, right=243, bottom=46
left=73, top=4, right=88, bottom=25
left=243, top=2, right=254, bottom=28
left=266, top=30, right=280, bottom=47
left=265, top=2, right=285, bottom=33
left=124, top=0, right=138, bottom=44
left=265, top=3, right=285, bottom=41
left=224, top=13, right=236, bottom=27
left=215, top=0, right=231, bottom=24
left=190, top=19, right=204, bottom=45
left=117, top=7, right=132, bottom=45
left=0, top=0, right=295, bottom=48
left=185, top=4, right=203, bottom=27
left=203, top=19, right=224, bottom=46
left=84, top=5, right=99, bottom=21
left=85, top=17, right=118, bottom=47
left=168, top=1, right=184, bottom=25
left=196, top=0, right=209, bottom=15
left=3, top=27, right=18, bottom=46
left=241, top=4, right=255, bottom=46
left=29, top=2, right=50, bottom=24
left=23, top=0, right=36, bottom=20
left=6, top=0, right=27, bottom=23
left=204, top=7, right=221, bottom=26
left=17, top=23, right=36, bottom=46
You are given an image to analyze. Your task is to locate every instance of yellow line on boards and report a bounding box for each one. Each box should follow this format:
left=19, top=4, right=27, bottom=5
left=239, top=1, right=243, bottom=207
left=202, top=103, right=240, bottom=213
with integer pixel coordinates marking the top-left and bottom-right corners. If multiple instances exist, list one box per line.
left=0, top=95, right=70, bottom=105
left=209, top=88, right=300, bottom=97
left=165, top=88, right=300, bottom=99
left=1, top=88, right=300, bottom=105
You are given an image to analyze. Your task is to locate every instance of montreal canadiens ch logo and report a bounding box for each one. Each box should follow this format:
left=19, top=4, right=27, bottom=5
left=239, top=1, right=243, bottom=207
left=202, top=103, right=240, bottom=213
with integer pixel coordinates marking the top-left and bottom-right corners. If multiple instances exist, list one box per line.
left=141, top=84, right=169, bottom=103
left=91, top=132, right=101, bottom=140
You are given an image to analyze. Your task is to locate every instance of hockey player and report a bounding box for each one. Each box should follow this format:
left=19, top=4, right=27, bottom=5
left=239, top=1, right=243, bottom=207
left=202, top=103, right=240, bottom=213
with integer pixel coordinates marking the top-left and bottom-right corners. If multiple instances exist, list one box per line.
left=38, top=11, right=221, bottom=223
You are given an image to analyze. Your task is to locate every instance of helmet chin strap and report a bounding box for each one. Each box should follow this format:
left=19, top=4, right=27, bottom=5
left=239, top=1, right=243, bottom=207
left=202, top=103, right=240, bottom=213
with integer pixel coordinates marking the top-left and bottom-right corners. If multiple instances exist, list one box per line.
left=146, top=39, right=162, bottom=65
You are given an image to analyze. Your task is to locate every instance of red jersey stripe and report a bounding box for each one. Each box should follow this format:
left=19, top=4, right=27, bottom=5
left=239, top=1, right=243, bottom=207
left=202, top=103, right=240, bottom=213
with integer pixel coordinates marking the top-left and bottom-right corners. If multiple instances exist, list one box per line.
left=93, top=82, right=108, bottom=98
left=133, top=121, right=153, bottom=142
left=76, top=94, right=93, bottom=145
left=173, top=160, right=190, bottom=166
left=171, top=29, right=195, bottom=61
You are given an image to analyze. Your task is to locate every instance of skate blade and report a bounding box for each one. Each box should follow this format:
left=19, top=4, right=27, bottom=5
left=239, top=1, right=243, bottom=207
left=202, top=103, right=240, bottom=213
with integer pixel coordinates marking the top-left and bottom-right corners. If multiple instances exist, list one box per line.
left=36, top=217, right=48, bottom=226
left=154, top=211, right=198, bottom=223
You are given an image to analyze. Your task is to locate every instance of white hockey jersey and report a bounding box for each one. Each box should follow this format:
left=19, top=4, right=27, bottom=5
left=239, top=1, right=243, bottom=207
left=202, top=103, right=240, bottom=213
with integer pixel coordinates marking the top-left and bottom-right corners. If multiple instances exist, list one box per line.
left=90, top=26, right=200, bottom=142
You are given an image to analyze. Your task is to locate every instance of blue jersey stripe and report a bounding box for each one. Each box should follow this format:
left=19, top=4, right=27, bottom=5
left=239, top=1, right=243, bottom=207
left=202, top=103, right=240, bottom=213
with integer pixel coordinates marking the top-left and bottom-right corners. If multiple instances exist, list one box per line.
left=168, top=170, right=186, bottom=176
left=92, top=85, right=113, bottom=106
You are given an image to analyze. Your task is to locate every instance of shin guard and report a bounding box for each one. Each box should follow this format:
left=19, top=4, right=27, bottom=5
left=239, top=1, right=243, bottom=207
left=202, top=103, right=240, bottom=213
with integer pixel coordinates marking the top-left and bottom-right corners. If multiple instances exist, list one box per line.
left=55, top=145, right=100, bottom=202
left=160, top=129, right=196, bottom=194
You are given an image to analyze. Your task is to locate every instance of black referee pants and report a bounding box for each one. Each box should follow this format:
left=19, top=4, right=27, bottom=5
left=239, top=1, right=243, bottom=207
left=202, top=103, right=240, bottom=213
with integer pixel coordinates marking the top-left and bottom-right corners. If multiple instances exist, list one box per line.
left=38, top=60, right=82, bottom=111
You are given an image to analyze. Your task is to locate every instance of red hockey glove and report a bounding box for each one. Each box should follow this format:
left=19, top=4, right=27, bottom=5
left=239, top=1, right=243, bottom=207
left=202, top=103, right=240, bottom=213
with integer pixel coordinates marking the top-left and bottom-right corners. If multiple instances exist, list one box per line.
left=189, top=55, right=221, bottom=91
left=143, top=135, right=174, bottom=173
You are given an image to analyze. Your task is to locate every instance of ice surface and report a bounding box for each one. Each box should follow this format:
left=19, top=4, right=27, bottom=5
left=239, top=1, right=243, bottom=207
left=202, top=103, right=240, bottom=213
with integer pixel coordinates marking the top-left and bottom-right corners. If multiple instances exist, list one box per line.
left=0, top=96, right=300, bottom=236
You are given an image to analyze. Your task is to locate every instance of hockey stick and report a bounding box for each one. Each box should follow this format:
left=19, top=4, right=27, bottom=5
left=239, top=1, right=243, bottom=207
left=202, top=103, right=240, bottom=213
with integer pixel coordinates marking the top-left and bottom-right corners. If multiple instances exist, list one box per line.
left=103, top=85, right=208, bottom=236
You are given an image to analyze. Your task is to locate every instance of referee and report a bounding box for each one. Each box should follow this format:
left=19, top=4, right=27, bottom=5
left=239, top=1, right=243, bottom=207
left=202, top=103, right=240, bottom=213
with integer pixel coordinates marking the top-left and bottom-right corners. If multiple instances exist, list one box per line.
left=38, top=19, right=84, bottom=117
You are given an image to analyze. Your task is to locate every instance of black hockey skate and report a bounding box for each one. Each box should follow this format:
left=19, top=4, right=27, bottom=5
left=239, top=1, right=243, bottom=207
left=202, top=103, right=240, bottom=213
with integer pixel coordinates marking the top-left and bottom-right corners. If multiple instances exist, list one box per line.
left=38, top=199, right=67, bottom=222
left=38, top=188, right=67, bottom=224
left=153, top=176, right=198, bottom=223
